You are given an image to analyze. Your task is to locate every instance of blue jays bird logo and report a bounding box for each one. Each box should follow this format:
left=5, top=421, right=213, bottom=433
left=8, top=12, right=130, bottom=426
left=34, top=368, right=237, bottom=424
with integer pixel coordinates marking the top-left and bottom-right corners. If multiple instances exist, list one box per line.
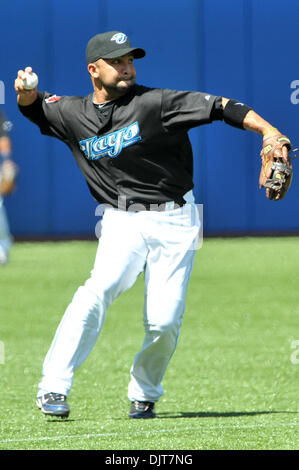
left=111, top=33, right=127, bottom=44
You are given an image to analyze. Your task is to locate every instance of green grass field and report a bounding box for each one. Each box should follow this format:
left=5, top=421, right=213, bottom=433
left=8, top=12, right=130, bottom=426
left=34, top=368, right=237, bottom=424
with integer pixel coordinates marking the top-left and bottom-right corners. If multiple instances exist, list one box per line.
left=0, top=237, right=298, bottom=450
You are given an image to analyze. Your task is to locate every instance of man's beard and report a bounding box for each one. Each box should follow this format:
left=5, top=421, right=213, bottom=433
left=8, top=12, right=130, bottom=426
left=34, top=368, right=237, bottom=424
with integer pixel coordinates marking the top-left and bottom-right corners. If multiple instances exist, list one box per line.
left=104, top=78, right=136, bottom=97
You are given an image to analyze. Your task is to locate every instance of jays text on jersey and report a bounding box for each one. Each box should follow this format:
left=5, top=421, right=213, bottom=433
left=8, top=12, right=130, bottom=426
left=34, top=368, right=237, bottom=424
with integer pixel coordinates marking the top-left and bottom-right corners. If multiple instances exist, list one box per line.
left=19, top=85, right=219, bottom=208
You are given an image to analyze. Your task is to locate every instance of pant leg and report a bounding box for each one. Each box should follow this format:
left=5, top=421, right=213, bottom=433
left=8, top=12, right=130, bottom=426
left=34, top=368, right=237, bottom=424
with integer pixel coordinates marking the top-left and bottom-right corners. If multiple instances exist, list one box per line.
left=128, top=204, right=200, bottom=402
left=0, top=195, right=12, bottom=262
left=38, top=208, right=148, bottom=397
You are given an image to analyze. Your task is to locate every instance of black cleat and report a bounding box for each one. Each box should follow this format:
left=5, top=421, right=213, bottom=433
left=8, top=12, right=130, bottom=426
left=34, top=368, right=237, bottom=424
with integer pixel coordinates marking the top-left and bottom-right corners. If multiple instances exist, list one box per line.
left=36, top=392, right=70, bottom=418
left=129, top=400, right=156, bottom=419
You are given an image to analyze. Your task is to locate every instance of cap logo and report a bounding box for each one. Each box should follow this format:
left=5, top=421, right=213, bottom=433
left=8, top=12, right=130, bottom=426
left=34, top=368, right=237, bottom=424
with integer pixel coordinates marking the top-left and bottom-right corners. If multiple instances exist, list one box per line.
left=111, top=33, right=127, bottom=45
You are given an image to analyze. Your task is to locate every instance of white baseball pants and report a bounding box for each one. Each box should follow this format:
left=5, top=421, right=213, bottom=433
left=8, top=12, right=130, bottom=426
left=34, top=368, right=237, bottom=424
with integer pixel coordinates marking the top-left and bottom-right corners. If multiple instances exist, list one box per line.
left=37, top=196, right=200, bottom=403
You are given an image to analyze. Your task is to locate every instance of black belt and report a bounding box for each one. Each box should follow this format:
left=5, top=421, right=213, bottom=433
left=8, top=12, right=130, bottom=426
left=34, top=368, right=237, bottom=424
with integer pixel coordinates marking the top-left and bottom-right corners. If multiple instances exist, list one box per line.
left=123, top=198, right=186, bottom=212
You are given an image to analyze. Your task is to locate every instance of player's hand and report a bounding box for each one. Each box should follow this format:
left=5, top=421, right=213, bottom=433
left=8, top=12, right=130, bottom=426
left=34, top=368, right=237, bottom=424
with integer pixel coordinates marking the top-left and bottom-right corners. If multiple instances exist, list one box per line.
left=259, top=130, right=294, bottom=201
left=15, top=67, right=38, bottom=106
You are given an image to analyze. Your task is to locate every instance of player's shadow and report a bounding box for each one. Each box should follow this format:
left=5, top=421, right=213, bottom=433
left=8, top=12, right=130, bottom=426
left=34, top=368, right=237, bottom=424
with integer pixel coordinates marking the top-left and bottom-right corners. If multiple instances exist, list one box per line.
left=157, top=410, right=298, bottom=419
left=45, top=418, right=76, bottom=423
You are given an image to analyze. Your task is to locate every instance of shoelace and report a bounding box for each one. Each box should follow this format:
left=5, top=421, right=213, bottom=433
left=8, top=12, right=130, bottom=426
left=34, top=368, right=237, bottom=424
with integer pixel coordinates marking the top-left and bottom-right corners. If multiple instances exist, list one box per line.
left=47, top=393, right=65, bottom=402
left=134, top=401, right=150, bottom=411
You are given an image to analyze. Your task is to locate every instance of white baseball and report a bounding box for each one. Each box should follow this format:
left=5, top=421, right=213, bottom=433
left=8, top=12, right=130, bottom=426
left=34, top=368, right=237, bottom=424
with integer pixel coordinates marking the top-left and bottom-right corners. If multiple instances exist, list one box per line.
left=22, top=72, right=38, bottom=90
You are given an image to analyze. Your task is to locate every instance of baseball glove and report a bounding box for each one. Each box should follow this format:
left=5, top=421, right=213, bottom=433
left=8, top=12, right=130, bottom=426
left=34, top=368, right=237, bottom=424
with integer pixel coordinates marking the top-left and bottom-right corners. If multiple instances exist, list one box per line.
left=259, top=132, right=295, bottom=201
left=0, top=160, right=19, bottom=196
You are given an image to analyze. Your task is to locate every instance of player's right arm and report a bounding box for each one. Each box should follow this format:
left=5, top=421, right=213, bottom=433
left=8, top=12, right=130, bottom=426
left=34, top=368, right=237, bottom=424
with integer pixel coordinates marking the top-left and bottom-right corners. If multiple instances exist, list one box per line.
left=15, top=67, right=38, bottom=106
left=15, top=67, right=68, bottom=142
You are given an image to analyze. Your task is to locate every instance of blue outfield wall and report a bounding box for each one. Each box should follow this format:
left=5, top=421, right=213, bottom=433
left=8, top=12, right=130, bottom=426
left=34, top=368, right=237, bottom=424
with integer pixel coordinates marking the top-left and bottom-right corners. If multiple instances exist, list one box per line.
left=0, top=0, right=298, bottom=237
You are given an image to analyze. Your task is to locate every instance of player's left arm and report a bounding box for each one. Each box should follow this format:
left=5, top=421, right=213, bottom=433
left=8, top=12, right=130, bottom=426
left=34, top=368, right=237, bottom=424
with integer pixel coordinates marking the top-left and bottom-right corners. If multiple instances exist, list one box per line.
left=221, top=96, right=286, bottom=143
left=221, top=96, right=294, bottom=200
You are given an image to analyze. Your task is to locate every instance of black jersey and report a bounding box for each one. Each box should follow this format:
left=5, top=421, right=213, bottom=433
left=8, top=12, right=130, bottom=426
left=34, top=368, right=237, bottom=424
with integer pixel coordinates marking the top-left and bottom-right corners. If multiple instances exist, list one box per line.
left=19, top=85, right=219, bottom=207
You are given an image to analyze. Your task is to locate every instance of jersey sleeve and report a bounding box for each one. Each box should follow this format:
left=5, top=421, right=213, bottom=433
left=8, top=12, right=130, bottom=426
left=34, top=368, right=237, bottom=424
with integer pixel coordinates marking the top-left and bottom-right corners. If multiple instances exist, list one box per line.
left=18, top=91, right=69, bottom=142
left=161, top=89, right=219, bottom=132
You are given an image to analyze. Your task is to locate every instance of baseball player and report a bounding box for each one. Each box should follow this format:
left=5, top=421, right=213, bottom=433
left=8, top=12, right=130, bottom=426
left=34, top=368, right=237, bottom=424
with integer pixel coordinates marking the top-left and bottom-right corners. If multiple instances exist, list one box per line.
left=0, top=108, right=15, bottom=265
left=15, top=31, right=293, bottom=419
